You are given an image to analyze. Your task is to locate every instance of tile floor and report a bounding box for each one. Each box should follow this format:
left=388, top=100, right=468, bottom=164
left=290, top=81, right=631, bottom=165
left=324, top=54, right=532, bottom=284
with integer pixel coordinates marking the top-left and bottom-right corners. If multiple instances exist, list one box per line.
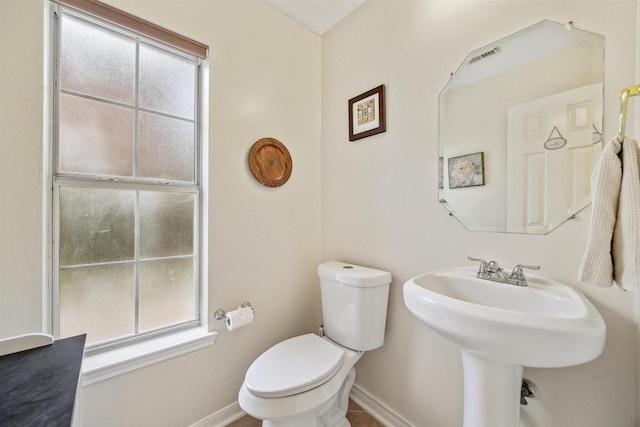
left=226, top=399, right=385, bottom=427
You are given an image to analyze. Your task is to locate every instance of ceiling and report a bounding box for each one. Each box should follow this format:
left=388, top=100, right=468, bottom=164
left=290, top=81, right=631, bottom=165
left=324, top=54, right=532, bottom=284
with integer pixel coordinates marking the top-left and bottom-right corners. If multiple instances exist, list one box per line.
left=263, top=0, right=367, bottom=35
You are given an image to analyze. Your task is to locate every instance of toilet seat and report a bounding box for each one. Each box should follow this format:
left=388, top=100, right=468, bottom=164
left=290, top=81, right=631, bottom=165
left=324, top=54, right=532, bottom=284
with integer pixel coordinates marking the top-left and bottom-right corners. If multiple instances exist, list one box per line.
left=245, top=334, right=345, bottom=398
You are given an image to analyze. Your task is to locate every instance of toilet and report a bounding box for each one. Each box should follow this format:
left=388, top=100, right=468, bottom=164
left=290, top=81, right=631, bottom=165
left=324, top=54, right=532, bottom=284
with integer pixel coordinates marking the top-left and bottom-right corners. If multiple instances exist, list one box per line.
left=238, top=261, right=391, bottom=427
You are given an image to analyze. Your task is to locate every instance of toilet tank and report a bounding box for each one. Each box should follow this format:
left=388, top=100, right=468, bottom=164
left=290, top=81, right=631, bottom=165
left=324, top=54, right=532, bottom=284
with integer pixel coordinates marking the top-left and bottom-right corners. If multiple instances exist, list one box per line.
left=318, top=261, right=391, bottom=351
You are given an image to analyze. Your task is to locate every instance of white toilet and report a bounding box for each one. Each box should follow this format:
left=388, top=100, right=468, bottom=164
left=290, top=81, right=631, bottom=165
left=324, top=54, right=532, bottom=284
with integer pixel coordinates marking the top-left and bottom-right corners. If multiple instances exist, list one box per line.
left=238, top=261, right=391, bottom=427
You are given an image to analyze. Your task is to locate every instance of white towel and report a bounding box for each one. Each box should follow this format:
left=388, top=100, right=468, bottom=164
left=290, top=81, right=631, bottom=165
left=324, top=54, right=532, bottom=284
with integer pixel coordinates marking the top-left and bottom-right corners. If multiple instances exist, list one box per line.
left=578, top=138, right=621, bottom=287
left=578, top=137, right=640, bottom=290
left=612, top=138, right=640, bottom=290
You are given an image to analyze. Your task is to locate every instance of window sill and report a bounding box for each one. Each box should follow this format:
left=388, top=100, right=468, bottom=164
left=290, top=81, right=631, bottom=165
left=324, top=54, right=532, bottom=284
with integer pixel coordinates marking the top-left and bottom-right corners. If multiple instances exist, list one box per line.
left=81, top=327, right=217, bottom=386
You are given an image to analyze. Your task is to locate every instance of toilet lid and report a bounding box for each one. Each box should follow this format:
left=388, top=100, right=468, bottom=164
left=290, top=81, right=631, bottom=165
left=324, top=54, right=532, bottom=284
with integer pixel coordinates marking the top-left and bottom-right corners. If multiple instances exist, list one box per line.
left=245, top=334, right=345, bottom=398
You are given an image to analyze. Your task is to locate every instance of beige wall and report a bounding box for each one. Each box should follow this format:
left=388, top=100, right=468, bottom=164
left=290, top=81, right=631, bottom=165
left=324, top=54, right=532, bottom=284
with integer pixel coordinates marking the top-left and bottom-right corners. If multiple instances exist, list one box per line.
left=2, top=0, right=640, bottom=426
left=0, top=0, right=47, bottom=338
left=1, top=0, right=321, bottom=425
left=321, top=1, right=637, bottom=426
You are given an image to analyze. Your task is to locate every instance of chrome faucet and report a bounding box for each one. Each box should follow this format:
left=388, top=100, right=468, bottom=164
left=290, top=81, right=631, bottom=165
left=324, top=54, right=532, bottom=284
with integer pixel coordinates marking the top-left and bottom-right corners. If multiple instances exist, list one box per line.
left=467, top=257, right=540, bottom=286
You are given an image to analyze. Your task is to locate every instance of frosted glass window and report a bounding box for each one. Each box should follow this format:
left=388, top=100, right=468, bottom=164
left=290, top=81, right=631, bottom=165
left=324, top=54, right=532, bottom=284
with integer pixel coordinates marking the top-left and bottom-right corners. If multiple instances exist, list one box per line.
left=139, top=258, right=196, bottom=331
left=59, top=187, right=135, bottom=266
left=139, top=43, right=196, bottom=119
left=59, top=93, right=134, bottom=177
left=60, top=12, right=136, bottom=105
left=53, top=6, right=202, bottom=349
left=140, top=192, right=195, bottom=259
left=138, top=111, right=195, bottom=182
left=60, top=264, right=135, bottom=345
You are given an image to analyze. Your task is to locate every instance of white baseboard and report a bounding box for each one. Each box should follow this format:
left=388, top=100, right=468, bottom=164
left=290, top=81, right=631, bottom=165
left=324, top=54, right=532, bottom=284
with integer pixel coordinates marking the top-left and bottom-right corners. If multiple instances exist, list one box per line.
left=189, top=401, right=245, bottom=427
left=350, top=383, right=415, bottom=427
left=189, top=383, right=414, bottom=427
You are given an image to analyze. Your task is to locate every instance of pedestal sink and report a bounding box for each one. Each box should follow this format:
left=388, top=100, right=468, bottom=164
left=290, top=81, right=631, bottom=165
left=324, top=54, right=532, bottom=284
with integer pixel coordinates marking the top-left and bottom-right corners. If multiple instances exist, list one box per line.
left=403, top=266, right=605, bottom=427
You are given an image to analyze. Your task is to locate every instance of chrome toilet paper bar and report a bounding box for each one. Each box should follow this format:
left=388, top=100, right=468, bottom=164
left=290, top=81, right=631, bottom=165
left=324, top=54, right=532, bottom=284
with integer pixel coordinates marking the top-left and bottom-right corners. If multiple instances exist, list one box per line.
left=214, top=301, right=255, bottom=321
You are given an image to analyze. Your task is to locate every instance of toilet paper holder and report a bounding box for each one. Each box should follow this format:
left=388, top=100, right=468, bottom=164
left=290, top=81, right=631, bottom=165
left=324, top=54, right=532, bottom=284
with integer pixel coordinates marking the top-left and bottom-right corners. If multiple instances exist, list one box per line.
left=214, top=302, right=255, bottom=321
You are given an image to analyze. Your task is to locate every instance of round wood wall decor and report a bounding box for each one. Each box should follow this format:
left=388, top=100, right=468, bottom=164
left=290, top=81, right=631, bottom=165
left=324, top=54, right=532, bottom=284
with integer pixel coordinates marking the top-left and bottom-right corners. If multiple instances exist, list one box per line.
left=248, top=137, right=293, bottom=187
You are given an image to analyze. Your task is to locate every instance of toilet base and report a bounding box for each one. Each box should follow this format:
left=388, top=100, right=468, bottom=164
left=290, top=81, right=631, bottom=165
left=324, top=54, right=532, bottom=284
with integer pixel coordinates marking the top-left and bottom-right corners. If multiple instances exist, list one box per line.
left=261, top=367, right=355, bottom=427
left=262, top=417, right=350, bottom=427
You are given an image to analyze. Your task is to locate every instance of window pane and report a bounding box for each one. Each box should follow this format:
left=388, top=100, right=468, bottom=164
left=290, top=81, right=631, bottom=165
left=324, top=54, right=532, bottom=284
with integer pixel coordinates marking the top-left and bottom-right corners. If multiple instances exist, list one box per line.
left=59, top=94, right=134, bottom=177
left=60, top=13, right=136, bottom=104
left=59, top=187, right=135, bottom=266
left=139, top=191, right=195, bottom=259
left=139, top=258, right=196, bottom=331
left=138, top=111, right=195, bottom=182
left=54, top=9, right=201, bottom=348
left=139, top=43, right=196, bottom=119
left=60, top=264, right=135, bottom=344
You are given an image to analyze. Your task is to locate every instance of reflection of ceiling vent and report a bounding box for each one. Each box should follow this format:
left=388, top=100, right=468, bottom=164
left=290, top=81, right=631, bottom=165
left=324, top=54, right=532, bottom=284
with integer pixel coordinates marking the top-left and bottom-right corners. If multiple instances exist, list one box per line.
left=469, top=46, right=501, bottom=64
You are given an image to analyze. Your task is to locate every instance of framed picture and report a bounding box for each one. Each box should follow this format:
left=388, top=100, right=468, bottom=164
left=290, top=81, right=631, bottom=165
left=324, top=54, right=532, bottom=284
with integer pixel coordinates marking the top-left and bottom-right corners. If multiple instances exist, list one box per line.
left=348, top=85, right=386, bottom=141
left=448, top=152, right=485, bottom=189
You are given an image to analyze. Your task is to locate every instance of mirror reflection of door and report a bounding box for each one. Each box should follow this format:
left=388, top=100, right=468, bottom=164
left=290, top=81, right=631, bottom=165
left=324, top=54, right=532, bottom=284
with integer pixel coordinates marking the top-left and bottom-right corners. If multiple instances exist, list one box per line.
left=438, top=20, right=605, bottom=234
left=506, top=84, right=603, bottom=233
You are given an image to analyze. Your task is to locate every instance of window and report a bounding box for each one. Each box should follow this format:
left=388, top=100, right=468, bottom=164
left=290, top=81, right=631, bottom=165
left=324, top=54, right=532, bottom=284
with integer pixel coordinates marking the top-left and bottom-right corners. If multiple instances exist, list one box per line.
left=51, top=2, right=206, bottom=350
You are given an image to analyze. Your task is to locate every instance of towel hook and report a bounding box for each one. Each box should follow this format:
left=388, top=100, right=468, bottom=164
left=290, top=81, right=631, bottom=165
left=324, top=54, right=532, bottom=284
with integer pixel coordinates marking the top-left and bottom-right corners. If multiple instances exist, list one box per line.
left=617, top=84, right=640, bottom=142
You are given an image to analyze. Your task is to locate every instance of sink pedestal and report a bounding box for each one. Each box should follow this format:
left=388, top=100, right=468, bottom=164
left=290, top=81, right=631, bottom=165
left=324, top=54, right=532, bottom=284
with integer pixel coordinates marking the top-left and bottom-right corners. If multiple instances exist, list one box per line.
left=403, top=267, right=606, bottom=427
left=461, top=351, right=523, bottom=427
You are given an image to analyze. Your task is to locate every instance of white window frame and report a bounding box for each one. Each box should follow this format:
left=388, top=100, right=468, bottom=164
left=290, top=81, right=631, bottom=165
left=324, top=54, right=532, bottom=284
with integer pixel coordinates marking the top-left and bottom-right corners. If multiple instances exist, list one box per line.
left=45, top=1, right=215, bottom=384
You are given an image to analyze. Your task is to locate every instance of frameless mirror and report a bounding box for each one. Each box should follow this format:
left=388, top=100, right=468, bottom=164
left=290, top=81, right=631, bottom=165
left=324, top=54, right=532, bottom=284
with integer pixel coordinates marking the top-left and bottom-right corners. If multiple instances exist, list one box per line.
left=439, top=20, right=604, bottom=234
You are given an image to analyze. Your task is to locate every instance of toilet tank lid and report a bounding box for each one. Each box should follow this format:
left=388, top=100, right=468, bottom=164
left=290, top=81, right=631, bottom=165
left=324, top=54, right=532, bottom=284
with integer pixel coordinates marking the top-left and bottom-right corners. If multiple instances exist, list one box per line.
left=318, top=261, right=391, bottom=287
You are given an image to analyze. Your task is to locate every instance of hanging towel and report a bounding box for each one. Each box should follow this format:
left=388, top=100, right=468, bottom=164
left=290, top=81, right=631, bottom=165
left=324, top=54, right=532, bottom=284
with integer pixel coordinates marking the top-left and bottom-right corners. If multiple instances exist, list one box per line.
left=612, top=138, right=640, bottom=290
left=578, top=137, right=621, bottom=287
left=578, top=137, right=640, bottom=290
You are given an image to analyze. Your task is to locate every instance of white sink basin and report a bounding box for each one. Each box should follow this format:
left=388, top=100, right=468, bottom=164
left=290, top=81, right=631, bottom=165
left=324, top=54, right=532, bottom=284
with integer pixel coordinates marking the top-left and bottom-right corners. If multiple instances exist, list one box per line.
left=403, top=266, right=605, bottom=367
left=403, top=266, right=606, bottom=427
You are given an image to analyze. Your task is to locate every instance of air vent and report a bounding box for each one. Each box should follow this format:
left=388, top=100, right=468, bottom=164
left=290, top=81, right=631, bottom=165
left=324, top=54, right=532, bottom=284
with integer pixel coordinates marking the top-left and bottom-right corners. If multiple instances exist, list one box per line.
left=469, top=46, right=501, bottom=64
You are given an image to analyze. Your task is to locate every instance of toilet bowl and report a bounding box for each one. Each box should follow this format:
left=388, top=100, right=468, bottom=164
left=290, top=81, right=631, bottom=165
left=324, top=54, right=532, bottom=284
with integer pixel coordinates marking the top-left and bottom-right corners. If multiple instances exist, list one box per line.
left=238, top=262, right=391, bottom=427
left=238, top=334, right=362, bottom=426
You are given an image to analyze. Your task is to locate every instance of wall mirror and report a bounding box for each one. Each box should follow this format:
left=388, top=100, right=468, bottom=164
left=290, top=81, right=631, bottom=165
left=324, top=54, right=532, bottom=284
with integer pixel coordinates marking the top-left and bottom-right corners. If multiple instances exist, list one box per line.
left=439, top=20, right=604, bottom=234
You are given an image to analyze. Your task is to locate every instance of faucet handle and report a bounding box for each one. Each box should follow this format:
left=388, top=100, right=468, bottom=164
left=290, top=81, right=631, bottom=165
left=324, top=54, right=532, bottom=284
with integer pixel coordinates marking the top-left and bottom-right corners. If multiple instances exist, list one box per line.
left=511, top=264, right=540, bottom=280
left=486, top=260, right=501, bottom=272
left=467, top=256, right=487, bottom=266
left=467, top=257, right=488, bottom=277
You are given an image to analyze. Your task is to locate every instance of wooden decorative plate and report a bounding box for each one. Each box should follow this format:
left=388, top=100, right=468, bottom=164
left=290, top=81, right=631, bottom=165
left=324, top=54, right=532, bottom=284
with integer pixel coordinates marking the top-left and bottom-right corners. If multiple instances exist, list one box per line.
left=248, top=137, right=293, bottom=187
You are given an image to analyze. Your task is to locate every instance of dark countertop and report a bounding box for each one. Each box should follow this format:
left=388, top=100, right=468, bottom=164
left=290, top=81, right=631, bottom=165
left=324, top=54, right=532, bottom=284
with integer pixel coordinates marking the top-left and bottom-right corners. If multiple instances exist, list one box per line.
left=0, top=334, right=86, bottom=427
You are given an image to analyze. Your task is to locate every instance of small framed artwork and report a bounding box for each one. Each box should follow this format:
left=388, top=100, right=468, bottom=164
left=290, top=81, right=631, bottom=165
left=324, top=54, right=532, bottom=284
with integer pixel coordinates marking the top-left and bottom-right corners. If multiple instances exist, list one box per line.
left=448, top=152, right=485, bottom=189
left=348, top=85, right=386, bottom=141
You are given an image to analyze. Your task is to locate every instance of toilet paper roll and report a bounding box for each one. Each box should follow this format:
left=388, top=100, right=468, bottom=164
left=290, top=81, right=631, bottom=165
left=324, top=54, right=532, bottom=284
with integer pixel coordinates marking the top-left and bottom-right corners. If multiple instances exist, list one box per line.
left=225, top=306, right=254, bottom=331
